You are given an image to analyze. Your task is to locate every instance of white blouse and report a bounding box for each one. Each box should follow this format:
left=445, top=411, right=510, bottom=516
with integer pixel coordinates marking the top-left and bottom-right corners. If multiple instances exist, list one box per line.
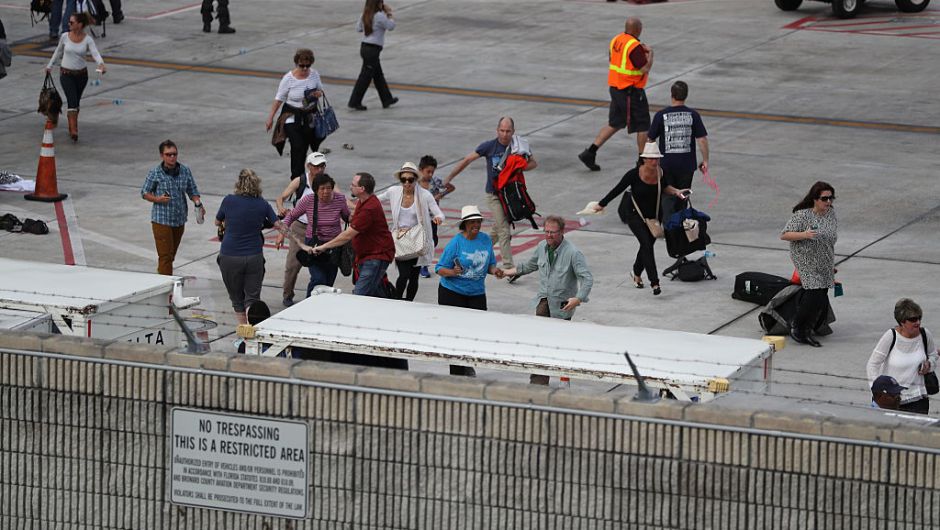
left=48, top=34, right=103, bottom=71
left=275, top=70, right=323, bottom=124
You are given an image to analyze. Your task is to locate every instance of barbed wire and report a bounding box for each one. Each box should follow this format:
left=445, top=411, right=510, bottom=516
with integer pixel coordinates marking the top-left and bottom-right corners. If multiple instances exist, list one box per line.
left=0, top=286, right=917, bottom=390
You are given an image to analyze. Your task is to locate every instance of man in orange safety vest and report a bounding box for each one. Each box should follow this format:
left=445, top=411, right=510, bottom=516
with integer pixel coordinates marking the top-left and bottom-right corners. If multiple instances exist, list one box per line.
left=579, top=17, right=654, bottom=172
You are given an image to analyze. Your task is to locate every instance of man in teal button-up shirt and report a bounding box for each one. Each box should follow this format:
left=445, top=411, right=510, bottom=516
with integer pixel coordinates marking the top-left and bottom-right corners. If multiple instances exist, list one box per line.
left=505, top=215, right=593, bottom=385
left=505, top=215, right=593, bottom=321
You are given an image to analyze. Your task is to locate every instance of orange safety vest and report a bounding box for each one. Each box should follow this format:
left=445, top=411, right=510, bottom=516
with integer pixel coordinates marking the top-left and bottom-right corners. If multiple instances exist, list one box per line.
left=607, top=33, right=648, bottom=90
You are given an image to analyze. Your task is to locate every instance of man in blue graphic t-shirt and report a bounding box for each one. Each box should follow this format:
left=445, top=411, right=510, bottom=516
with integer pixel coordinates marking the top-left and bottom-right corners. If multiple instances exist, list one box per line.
left=647, top=81, right=709, bottom=214
left=442, top=117, right=538, bottom=268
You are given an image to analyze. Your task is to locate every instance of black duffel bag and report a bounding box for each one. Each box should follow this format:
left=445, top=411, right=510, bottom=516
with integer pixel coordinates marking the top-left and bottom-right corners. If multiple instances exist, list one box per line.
left=732, top=271, right=791, bottom=306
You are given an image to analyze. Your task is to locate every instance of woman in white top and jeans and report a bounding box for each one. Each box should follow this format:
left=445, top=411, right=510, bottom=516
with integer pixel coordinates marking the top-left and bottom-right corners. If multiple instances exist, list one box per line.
left=266, top=48, right=326, bottom=184
left=348, top=0, right=398, bottom=111
left=46, top=13, right=105, bottom=142
left=377, top=162, right=444, bottom=301
left=867, top=298, right=938, bottom=414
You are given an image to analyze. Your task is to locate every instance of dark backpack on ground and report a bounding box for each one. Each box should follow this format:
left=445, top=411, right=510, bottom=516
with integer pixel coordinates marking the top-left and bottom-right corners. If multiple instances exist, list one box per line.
left=663, top=256, right=716, bottom=282
left=732, top=271, right=791, bottom=306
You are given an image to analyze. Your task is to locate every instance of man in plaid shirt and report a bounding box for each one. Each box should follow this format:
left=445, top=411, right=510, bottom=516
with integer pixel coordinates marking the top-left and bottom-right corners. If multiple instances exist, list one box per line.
left=141, top=139, right=204, bottom=275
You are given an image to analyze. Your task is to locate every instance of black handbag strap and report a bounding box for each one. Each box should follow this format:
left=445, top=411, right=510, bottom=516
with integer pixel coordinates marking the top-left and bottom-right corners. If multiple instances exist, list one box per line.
left=888, top=328, right=929, bottom=358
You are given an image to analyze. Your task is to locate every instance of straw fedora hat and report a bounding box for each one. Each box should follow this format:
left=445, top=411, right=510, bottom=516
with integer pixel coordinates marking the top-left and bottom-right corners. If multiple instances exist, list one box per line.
left=394, top=162, right=420, bottom=179
left=640, top=142, right=663, bottom=159
left=458, top=205, right=484, bottom=230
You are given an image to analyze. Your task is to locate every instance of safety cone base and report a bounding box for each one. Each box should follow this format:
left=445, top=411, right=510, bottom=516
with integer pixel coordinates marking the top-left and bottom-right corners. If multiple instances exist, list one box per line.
left=27, top=118, right=68, bottom=203
left=25, top=191, right=68, bottom=202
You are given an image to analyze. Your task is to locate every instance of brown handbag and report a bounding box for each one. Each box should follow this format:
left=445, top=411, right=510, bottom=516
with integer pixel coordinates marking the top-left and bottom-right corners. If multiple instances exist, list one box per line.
left=37, top=72, right=62, bottom=125
left=631, top=175, right=664, bottom=239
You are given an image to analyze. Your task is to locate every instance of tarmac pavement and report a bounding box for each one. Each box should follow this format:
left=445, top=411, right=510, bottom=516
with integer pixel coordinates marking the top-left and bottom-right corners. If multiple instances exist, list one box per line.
left=1, top=0, right=939, bottom=418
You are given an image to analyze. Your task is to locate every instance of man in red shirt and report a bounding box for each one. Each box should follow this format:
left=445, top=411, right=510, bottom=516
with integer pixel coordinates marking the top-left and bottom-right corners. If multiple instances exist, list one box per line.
left=311, top=172, right=394, bottom=297
left=578, top=17, right=653, bottom=172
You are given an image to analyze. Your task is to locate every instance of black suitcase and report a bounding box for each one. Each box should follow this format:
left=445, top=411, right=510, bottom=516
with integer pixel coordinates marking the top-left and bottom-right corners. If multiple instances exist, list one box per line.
left=732, top=272, right=791, bottom=306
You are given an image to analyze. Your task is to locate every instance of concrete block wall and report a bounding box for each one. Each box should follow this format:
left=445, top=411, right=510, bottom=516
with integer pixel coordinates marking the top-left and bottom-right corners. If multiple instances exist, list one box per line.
left=2, top=330, right=940, bottom=529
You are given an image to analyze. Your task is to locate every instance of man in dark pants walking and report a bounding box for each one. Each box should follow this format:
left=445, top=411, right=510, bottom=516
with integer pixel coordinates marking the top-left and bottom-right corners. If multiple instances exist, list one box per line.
left=202, top=0, right=234, bottom=34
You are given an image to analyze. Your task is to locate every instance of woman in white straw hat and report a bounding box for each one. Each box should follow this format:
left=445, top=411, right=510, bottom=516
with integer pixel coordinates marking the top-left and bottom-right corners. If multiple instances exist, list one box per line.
left=377, top=161, right=444, bottom=300
left=592, top=142, right=689, bottom=296
left=435, top=205, right=506, bottom=376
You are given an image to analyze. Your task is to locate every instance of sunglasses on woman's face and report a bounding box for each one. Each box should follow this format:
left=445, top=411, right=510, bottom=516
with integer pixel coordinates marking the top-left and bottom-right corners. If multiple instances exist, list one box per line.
left=297, top=63, right=311, bottom=69
left=818, top=195, right=835, bottom=202
left=400, top=178, right=415, bottom=184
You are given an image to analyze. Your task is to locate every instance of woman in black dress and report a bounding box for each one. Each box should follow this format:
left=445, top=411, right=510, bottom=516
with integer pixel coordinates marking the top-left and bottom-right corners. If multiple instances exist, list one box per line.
left=593, top=143, right=689, bottom=295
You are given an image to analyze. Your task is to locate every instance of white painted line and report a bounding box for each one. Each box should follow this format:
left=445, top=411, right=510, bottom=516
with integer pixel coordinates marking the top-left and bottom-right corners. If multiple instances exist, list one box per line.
left=59, top=197, right=87, bottom=266
left=128, top=3, right=201, bottom=20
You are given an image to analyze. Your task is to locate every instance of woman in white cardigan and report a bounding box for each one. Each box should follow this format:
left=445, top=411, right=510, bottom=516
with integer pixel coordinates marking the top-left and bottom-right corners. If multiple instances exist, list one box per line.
left=377, top=162, right=444, bottom=300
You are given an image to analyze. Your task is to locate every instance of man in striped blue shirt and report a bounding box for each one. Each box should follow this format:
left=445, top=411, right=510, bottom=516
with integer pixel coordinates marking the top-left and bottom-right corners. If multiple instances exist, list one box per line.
left=141, top=139, right=203, bottom=275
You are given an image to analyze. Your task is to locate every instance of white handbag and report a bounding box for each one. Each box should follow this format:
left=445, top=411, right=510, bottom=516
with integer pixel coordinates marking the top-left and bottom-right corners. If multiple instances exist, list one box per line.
left=393, top=191, right=429, bottom=260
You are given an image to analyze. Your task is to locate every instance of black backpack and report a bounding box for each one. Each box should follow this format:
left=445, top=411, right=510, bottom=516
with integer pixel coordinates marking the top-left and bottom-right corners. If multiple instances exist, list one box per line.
left=732, top=271, right=791, bottom=306
left=76, top=0, right=109, bottom=37
left=497, top=180, right=539, bottom=230
left=663, top=256, right=716, bottom=282
left=30, top=0, right=52, bottom=26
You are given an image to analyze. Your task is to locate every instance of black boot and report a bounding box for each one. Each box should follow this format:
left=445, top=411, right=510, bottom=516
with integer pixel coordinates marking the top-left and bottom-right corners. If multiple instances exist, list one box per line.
left=806, top=330, right=822, bottom=347
left=790, top=327, right=820, bottom=347
left=578, top=148, right=601, bottom=171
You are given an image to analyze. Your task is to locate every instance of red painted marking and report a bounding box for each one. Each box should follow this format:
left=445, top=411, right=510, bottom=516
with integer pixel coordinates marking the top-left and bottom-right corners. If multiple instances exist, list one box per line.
left=54, top=200, right=75, bottom=266
left=783, top=15, right=816, bottom=30
left=783, top=10, right=940, bottom=39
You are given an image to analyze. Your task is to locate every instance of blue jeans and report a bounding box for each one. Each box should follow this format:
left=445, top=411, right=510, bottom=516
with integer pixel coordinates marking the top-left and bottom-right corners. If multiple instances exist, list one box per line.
left=354, top=259, right=390, bottom=297
left=49, top=0, right=77, bottom=36
left=305, top=238, right=339, bottom=297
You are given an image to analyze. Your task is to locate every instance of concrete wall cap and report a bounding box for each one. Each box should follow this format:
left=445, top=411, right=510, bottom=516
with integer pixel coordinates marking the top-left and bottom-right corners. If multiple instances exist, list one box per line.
left=484, top=380, right=553, bottom=406
left=615, top=396, right=688, bottom=420
left=0, top=330, right=51, bottom=352
left=358, top=366, right=425, bottom=393
left=420, top=373, right=485, bottom=399
left=820, top=418, right=896, bottom=443
left=104, top=342, right=172, bottom=364
left=166, top=351, right=204, bottom=369
left=891, top=424, right=940, bottom=450
left=550, top=391, right=616, bottom=413
left=200, top=351, right=236, bottom=371
left=228, top=355, right=297, bottom=377
left=752, top=411, right=824, bottom=436
left=41, top=334, right=108, bottom=358
left=683, top=403, right=755, bottom=427
left=292, top=360, right=362, bottom=385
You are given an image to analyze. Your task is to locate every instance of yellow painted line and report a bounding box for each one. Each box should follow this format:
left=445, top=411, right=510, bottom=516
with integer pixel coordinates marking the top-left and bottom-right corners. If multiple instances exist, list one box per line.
left=15, top=41, right=940, bottom=136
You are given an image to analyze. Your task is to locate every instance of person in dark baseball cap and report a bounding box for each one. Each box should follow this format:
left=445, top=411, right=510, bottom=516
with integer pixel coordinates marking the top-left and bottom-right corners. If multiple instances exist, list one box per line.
left=871, top=375, right=906, bottom=410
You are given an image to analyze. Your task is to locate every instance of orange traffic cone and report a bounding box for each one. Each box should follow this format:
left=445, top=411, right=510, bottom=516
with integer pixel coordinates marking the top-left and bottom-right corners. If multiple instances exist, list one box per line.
left=25, top=119, right=68, bottom=202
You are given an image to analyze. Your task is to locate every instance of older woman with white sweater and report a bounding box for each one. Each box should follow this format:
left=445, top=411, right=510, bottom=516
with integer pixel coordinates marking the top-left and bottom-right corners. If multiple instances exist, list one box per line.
left=377, top=162, right=444, bottom=300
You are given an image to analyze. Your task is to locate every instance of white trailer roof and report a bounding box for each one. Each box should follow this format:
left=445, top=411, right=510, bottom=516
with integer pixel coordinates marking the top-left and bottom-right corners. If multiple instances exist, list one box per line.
left=0, top=258, right=180, bottom=313
left=253, top=292, right=773, bottom=387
